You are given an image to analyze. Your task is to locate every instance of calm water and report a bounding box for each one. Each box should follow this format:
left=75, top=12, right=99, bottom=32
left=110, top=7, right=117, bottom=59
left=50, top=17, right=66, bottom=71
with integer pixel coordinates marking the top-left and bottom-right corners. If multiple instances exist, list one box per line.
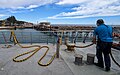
left=0, top=29, right=57, bottom=44
left=1, top=28, right=112, bottom=44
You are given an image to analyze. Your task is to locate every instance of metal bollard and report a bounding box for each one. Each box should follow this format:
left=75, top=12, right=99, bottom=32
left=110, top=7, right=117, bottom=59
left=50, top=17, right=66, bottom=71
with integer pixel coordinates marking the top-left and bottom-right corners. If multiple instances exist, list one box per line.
left=64, top=36, right=69, bottom=45
left=86, top=53, right=95, bottom=65
left=56, top=43, right=60, bottom=58
left=67, top=43, right=75, bottom=51
left=74, top=54, right=83, bottom=65
left=59, top=37, right=62, bottom=45
left=56, top=36, right=61, bottom=58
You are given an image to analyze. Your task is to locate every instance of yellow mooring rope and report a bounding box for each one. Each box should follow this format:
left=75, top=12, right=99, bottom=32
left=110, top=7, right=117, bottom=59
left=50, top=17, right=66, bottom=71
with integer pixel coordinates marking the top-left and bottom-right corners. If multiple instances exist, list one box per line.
left=11, top=30, right=56, bottom=66
left=11, top=30, right=120, bottom=68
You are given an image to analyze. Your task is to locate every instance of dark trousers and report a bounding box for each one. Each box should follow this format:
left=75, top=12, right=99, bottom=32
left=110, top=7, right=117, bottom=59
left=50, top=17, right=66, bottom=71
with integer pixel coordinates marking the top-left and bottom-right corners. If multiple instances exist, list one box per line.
left=96, top=40, right=112, bottom=68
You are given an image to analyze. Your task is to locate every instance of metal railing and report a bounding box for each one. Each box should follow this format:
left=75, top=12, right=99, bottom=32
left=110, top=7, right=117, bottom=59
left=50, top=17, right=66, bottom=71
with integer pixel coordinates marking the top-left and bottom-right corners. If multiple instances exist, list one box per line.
left=0, top=29, right=119, bottom=44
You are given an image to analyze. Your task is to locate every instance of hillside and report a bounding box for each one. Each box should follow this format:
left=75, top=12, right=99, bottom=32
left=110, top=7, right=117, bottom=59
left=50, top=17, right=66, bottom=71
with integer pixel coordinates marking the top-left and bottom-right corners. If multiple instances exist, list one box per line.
left=0, top=16, right=33, bottom=26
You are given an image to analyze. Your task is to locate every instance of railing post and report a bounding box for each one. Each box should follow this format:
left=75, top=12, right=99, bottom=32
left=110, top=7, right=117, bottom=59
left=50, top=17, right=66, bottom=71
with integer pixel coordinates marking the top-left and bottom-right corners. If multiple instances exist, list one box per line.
left=53, top=36, right=55, bottom=45
left=21, top=31, right=23, bottom=43
left=47, top=38, right=48, bottom=44
left=30, top=32, right=32, bottom=45
left=56, top=36, right=60, bottom=58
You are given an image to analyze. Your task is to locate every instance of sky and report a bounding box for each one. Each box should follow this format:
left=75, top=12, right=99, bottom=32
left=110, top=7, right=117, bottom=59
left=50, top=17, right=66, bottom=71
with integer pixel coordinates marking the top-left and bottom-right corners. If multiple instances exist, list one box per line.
left=0, top=0, right=120, bottom=25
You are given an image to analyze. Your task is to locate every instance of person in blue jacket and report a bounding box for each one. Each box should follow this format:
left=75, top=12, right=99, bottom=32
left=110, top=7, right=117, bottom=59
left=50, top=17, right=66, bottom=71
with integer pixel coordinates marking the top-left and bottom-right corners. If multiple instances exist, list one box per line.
left=92, top=19, right=113, bottom=71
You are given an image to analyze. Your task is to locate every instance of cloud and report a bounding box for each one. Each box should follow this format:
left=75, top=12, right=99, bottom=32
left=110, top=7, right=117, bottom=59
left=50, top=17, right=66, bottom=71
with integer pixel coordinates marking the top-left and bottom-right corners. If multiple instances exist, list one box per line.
left=0, top=14, right=6, bottom=17
left=56, top=0, right=89, bottom=5
left=49, top=0, right=120, bottom=19
left=7, top=9, right=26, bottom=13
left=0, top=0, right=57, bottom=9
left=26, top=5, right=39, bottom=9
left=0, top=14, right=9, bottom=19
left=0, top=0, right=120, bottom=19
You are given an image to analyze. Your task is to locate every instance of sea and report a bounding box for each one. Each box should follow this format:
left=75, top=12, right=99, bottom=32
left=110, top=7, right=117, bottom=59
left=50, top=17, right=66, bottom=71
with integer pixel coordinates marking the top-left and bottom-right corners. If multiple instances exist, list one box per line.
left=0, top=28, right=118, bottom=44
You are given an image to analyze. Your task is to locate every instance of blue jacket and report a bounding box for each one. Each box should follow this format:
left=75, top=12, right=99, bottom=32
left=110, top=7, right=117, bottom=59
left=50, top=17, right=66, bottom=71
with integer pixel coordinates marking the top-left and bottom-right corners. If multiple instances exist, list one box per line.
left=93, top=24, right=113, bottom=42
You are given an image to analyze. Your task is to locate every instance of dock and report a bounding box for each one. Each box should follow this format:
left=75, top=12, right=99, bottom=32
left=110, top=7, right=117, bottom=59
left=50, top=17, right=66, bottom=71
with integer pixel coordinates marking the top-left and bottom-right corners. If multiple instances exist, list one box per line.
left=0, top=43, right=120, bottom=75
left=0, top=27, right=14, bottom=30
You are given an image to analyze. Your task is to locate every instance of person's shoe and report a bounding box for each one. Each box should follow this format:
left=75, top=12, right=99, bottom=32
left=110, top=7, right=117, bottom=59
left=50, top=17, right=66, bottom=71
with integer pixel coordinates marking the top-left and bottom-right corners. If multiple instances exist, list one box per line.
left=105, top=67, right=110, bottom=72
left=94, top=63, right=104, bottom=68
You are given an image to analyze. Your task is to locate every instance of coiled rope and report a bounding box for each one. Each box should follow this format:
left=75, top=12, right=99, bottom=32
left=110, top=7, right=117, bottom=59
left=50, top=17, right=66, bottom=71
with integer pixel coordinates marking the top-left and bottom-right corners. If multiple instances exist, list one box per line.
left=11, top=30, right=56, bottom=66
left=10, top=30, right=120, bottom=67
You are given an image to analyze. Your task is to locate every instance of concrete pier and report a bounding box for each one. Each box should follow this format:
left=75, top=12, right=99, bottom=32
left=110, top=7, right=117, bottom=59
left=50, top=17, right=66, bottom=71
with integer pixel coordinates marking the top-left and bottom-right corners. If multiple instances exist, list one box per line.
left=60, top=42, right=120, bottom=75
left=0, top=44, right=73, bottom=75
left=0, top=43, right=120, bottom=75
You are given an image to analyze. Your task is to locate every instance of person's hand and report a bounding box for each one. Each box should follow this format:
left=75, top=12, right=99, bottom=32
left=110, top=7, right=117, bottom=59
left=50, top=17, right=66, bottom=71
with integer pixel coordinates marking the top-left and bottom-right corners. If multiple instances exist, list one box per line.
left=92, top=36, right=96, bottom=44
left=113, top=33, right=120, bottom=37
left=92, top=40, right=96, bottom=44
